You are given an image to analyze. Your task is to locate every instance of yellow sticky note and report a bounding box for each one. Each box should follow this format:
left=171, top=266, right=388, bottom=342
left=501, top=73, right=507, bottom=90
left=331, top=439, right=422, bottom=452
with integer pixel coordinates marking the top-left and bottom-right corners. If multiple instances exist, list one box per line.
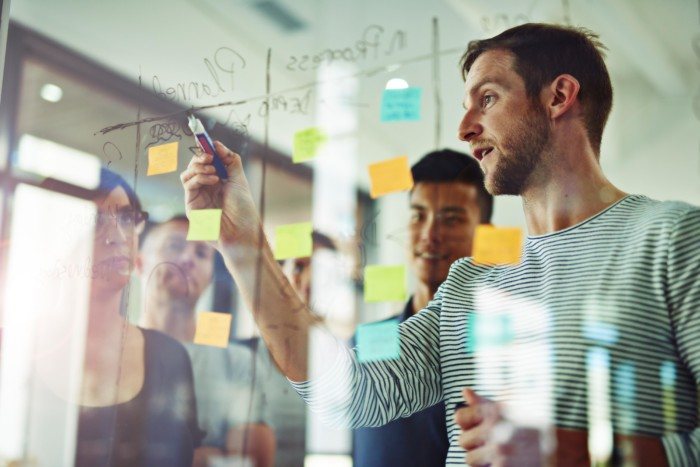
left=147, top=142, right=179, bottom=176
left=274, top=222, right=313, bottom=260
left=193, top=311, right=232, bottom=348
left=472, top=225, right=524, bottom=265
left=364, top=265, right=407, bottom=302
left=187, top=209, right=222, bottom=241
left=368, top=156, right=414, bottom=198
left=293, top=127, right=327, bottom=163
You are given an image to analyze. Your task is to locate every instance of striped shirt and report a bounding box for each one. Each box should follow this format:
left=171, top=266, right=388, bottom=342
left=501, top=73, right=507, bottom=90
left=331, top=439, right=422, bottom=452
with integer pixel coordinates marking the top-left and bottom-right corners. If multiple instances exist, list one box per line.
left=292, top=195, right=700, bottom=466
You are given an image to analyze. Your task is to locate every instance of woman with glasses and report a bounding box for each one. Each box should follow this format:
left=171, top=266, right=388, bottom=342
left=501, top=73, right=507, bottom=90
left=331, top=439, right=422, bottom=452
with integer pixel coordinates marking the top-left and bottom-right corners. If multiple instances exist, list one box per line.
left=41, top=168, right=203, bottom=466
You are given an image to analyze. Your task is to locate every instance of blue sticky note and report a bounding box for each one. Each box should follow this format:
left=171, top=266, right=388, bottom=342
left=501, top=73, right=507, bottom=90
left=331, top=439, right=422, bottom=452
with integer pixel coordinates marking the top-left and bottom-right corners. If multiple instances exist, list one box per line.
left=380, top=87, right=422, bottom=122
left=466, top=313, right=514, bottom=353
left=357, top=319, right=400, bottom=363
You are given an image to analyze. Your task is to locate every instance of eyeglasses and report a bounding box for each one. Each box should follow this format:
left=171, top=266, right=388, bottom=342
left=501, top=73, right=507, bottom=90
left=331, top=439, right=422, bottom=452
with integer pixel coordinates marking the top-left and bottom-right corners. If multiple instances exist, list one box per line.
left=95, top=208, right=149, bottom=235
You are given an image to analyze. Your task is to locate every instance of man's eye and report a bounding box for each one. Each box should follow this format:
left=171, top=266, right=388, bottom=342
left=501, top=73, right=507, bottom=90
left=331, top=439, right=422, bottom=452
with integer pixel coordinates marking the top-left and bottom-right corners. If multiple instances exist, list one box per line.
left=482, top=94, right=495, bottom=107
left=410, top=212, right=424, bottom=223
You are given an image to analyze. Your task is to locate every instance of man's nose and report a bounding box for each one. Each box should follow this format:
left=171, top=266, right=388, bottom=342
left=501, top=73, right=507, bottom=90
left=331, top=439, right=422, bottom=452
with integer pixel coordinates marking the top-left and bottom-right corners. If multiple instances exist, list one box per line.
left=458, top=108, right=483, bottom=143
left=420, top=216, right=442, bottom=243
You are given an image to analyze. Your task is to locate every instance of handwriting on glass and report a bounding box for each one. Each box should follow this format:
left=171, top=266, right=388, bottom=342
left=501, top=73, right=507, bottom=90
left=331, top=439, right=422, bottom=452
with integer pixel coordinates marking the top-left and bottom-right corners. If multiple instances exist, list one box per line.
left=151, top=47, right=247, bottom=102
left=286, top=25, right=407, bottom=72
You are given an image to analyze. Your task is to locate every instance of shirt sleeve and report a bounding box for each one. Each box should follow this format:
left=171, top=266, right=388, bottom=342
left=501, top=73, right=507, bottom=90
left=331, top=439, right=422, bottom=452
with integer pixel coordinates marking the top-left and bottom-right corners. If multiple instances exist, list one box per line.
left=663, top=207, right=700, bottom=466
left=290, top=286, right=444, bottom=429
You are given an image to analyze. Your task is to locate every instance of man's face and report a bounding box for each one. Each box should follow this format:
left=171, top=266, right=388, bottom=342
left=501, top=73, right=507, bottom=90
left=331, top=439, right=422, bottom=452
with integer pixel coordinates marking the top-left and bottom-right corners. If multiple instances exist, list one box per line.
left=408, top=182, right=482, bottom=290
left=459, top=49, right=552, bottom=195
left=138, top=221, right=214, bottom=300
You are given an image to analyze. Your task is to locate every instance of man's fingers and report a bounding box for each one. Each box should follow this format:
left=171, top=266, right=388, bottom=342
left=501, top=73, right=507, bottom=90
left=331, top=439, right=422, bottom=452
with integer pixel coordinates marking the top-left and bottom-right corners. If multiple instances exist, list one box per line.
left=213, top=141, right=243, bottom=174
left=463, top=387, right=486, bottom=405
left=458, top=423, right=489, bottom=451
left=183, top=173, right=219, bottom=192
left=465, top=442, right=504, bottom=467
left=454, top=405, right=484, bottom=430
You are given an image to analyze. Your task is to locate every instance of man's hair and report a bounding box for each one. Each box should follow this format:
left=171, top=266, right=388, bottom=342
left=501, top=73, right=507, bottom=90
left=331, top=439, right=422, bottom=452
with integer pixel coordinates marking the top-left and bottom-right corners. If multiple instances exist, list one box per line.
left=312, top=230, right=337, bottom=252
left=139, top=214, right=188, bottom=249
left=411, top=149, right=493, bottom=223
left=460, top=23, right=613, bottom=156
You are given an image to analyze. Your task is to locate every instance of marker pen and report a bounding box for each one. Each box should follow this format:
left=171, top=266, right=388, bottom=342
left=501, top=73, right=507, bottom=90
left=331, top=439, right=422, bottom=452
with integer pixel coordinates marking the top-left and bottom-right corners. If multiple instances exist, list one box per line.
left=187, top=114, right=228, bottom=180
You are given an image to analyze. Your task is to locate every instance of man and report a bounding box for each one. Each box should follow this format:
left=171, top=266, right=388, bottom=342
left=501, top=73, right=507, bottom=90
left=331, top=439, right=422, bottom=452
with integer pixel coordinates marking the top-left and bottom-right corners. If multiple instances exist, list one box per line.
left=136, top=216, right=276, bottom=467
left=353, top=150, right=492, bottom=467
left=254, top=230, right=339, bottom=467
left=180, top=23, right=699, bottom=466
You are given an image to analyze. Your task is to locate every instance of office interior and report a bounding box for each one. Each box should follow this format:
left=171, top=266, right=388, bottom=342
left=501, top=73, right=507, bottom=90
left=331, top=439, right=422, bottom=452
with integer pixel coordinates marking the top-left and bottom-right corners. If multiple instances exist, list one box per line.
left=0, top=0, right=698, bottom=466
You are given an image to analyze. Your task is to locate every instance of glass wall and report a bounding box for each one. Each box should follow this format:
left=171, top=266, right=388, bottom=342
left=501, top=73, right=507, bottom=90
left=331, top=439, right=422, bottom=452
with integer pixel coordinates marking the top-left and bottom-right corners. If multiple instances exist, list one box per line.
left=0, top=1, right=698, bottom=466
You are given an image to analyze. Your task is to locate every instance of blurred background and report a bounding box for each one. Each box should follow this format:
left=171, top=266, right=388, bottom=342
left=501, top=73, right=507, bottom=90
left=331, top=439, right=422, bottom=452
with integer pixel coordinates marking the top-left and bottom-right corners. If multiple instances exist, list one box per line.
left=0, top=0, right=698, bottom=465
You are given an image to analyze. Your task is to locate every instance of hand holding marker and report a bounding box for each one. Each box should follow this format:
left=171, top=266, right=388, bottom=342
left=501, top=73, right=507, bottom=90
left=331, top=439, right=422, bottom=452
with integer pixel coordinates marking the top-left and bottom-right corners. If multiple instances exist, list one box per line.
left=187, top=114, right=228, bottom=180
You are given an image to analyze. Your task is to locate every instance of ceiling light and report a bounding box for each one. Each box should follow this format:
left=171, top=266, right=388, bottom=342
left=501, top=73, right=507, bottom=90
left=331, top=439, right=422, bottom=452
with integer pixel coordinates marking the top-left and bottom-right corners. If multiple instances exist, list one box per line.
left=40, top=83, right=63, bottom=103
left=385, top=78, right=409, bottom=90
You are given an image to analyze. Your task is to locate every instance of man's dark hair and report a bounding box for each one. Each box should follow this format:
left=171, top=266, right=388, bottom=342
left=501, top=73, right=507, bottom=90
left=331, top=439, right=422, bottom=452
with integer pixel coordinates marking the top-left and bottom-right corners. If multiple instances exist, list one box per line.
left=411, top=149, right=493, bottom=223
left=312, top=230, right=337, bottom=252
left=460, top=23, right=613, bottom=156
left=139, top=214, right=188, bottom=248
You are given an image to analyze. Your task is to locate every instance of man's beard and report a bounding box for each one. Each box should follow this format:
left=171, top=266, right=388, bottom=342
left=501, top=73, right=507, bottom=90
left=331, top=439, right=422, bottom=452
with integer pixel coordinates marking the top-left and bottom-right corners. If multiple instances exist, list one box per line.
left=487, top=102, right=551, bottom=196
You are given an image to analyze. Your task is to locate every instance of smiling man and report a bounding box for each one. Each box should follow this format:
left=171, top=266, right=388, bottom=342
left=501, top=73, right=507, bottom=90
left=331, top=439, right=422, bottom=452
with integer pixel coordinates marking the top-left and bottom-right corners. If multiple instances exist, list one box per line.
left=353, top=150, right=493, bottom=467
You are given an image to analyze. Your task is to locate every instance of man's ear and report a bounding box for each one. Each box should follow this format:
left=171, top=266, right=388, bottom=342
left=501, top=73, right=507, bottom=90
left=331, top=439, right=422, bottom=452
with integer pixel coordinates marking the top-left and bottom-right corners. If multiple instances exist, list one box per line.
left=545, top=74, right=580, bottom=120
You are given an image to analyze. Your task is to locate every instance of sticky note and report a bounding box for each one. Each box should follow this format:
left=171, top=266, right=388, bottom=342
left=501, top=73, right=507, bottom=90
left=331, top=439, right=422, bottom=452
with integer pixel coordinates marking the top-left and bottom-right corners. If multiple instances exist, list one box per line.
left=357, top=319, right=400, bottom=363
left=274, top=222, right=313, bottom=260
left=293, top=127, right=327, bottom=163
left=472, top=225, right=523, bottom=265
left=364, top=265, right=407, bottom=302
left=368, top=156, right=414, bottom=198
left=466, top=313, right=514, bottom=353
left=380, top=87, right=422, bottom=122
left=194, top=311, right=232, bottom=348
left=187, top=209, right=222, bottom=241
left=147, top=141, right=179, bottom=175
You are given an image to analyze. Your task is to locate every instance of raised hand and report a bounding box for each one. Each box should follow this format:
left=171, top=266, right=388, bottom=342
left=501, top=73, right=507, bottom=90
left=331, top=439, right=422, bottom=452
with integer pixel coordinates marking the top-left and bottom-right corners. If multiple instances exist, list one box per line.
left=180, top=141, right=261, bottom=246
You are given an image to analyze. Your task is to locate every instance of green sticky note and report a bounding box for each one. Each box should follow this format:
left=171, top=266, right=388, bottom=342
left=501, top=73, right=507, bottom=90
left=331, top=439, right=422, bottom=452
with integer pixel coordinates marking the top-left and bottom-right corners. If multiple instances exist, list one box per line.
left=293, top=127, right=327, bottom=163
left=274, top=222, right=313, bottom=260
left=187, top=209, right=222, bottom=241
left=364, top=265, right=407, bottom=302
left=357, top=319, right=400, bottom=363
left=380, top=87, right=422, bottom=122
left=466, top=313, right=515, bottom=353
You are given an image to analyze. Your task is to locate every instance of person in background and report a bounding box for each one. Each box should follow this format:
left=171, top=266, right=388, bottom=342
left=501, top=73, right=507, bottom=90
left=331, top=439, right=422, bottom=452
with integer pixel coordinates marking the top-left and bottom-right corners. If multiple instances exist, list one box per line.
left=352, top=149, right=493, bottom=467
left=43, top=168, right=202, bottom=466
left=252, top=230, right=338, bottom=467
left=136, top=216, right=275, bottom=467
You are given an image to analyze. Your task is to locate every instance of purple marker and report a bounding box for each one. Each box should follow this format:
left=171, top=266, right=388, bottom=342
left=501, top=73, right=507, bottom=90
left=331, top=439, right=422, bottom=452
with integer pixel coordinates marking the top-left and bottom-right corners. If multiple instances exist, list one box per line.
left=187, top=114, right=228, bottom=180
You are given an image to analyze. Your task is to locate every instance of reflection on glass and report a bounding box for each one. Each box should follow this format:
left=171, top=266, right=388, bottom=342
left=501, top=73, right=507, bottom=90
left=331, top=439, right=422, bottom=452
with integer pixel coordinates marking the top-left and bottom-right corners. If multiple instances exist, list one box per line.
left=587, top=347, right=613, bottom=465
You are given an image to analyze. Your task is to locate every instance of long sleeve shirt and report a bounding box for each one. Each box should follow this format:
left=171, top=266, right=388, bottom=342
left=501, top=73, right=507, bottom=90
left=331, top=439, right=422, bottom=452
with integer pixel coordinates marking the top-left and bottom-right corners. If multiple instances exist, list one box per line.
left=292, top=195, right=700, bottom=466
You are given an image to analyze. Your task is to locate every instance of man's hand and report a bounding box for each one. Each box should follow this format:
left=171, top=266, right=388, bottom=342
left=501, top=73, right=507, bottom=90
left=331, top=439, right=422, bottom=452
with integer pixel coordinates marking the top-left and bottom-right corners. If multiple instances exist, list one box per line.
left=455, top=388, right=588, bottom=466
left=455, top=388, right=500, bottom=465
left=180, top=141, right=261, bottom=246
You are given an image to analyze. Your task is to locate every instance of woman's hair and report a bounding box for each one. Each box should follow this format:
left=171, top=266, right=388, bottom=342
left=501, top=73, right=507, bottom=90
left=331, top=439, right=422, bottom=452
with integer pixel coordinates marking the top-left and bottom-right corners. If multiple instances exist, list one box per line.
left=95, top=167, right=142, bottom=212
left=40, top=167, right=143, bottom=211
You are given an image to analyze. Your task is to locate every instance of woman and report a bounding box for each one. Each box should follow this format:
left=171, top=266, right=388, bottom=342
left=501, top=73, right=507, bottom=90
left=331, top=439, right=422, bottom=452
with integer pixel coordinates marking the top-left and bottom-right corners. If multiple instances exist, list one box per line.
left=42, top=168, right=203, bottom=466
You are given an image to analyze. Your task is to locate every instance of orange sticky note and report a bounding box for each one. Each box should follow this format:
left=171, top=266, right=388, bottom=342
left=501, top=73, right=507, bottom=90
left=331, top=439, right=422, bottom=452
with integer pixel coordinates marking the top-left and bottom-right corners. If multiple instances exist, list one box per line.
left=147, top=142, right=179, bottom=175
left=193, top=311, right=232, bottom=348
left=368, top=156, right=414, bottom=198
left=472, top=226, right=524, bottom=266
